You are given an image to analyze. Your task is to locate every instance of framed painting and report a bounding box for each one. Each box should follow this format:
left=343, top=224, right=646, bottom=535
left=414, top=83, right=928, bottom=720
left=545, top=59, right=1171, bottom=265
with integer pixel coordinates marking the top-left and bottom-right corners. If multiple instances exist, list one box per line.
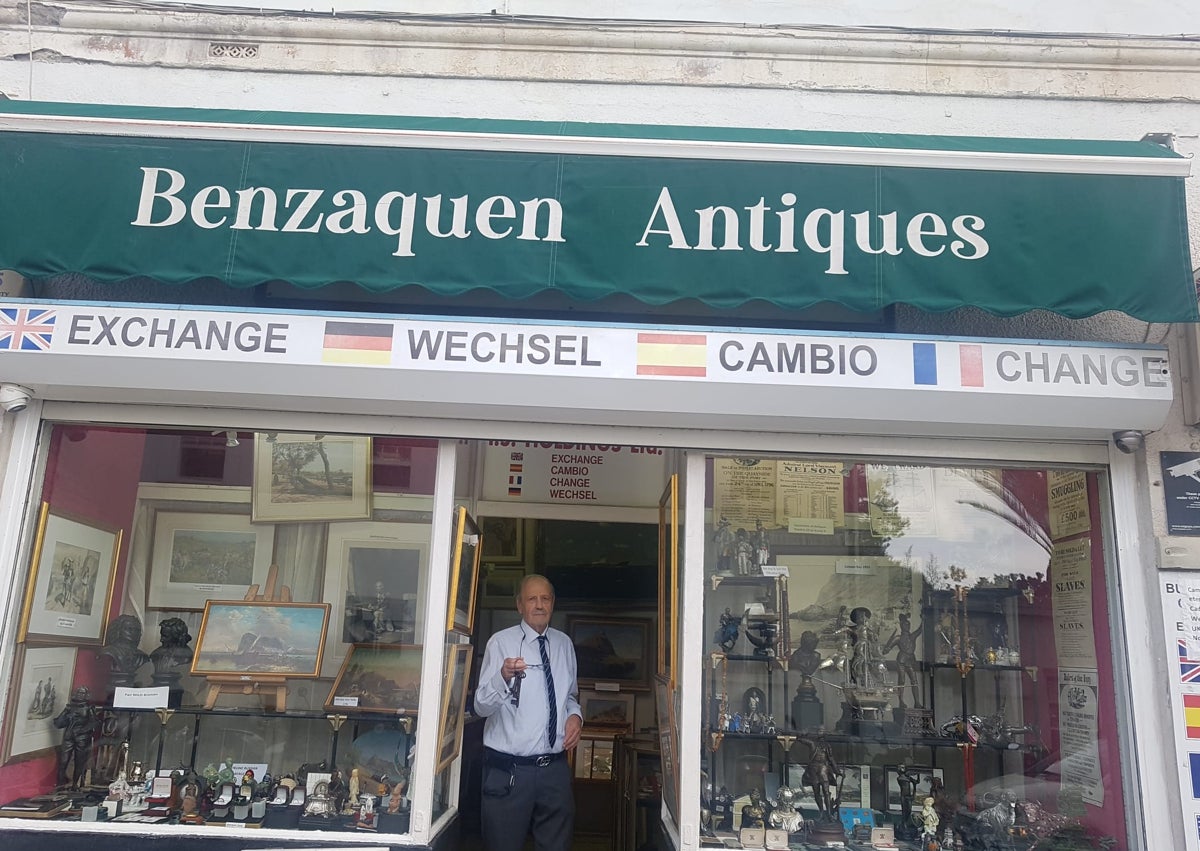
left=320, top=521, right=428, bottom=677
left=479, top=517, right=525, bottom=565
left=788, top=763, right=870, bottom=811
left=579, top=690, right=635, bottom=729
left=2, top=645, right=77, bottom=762
left=480, top=565, right=526, bottom=608
left=19, top=503, right=121, bottom=646
left=191, top=600, right=331, bottom=678
left=567, top=616, right=651, bottom=691
left=446, top=507, right=482, bottom=634
left=657, top=475, right=678, bottom=685
left=884, top=765, right=943, bottom=814
left=324, top=643, right=423, bottom=714
left=251, top=432, right=372, bottom=523
left=147, top=511, right=275, bottom=610
left=436, top=642, right=474, bottom=771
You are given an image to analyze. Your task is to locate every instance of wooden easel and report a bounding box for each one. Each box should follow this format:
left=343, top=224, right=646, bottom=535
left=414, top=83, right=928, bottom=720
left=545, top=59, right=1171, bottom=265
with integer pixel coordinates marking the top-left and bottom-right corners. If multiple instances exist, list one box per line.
left=203, top=565, right=293, bottom=713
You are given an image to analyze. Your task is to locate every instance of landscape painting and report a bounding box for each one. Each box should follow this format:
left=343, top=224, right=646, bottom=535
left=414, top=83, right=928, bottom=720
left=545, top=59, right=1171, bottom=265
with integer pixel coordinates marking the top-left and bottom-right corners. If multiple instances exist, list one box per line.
left=192, top=601, right=330, bottom=678
left=252, top=433, right=372, bottom=522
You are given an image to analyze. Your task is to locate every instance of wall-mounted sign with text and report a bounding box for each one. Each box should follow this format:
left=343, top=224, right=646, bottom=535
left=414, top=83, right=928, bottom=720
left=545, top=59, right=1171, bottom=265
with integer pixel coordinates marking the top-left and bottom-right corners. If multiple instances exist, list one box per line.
left=481, top=441, right=667, bottom=507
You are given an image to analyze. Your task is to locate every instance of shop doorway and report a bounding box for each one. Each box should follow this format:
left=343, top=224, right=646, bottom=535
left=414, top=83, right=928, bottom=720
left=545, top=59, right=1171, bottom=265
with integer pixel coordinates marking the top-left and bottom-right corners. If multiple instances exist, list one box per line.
left=459, top=516, right=667, bottom=851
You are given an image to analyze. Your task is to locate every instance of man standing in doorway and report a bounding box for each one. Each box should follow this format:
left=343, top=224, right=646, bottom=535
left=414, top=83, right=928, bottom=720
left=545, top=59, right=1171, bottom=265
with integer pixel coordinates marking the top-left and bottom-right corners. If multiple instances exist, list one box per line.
left=475, top=574, right=582, bottom=851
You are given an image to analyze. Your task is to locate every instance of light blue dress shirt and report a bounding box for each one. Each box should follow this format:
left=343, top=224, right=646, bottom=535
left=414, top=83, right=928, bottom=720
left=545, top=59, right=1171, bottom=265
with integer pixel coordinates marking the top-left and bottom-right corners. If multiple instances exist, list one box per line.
left=474, top=621, right=582, bottom=756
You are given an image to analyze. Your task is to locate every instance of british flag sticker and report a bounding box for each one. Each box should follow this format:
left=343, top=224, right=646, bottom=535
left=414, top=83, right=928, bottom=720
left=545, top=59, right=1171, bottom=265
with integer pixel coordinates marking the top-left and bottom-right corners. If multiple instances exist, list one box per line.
left=1181, top=639, right=1200, bottom=684
left=0, top=308, right=56, bottom=351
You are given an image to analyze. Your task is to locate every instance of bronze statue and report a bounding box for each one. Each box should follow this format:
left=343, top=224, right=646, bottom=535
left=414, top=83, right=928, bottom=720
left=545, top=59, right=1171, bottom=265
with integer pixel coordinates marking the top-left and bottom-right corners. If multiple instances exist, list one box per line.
left=800, top=739, right=843, bottom=821
left=846, top=606, right=879, bottom=686
left=53, top=685, right=99, bottom=787
left=100, top=614, right=149, bottom=689
left=895, top=763, right=922, bottom=838
left=883, top=613, right=924, bottom=707
left=150, top=616, right=194, bottom=688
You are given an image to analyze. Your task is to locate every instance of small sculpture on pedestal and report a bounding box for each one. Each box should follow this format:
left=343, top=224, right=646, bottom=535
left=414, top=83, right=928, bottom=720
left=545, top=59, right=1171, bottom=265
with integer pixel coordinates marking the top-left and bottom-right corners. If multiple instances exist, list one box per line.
left=789, top=630, right=825, bottom=731
left=895, top=763, right=922, bottom=840
left=100, top=614, right=150, bottom=692
left=54, top=685, right=99, bottom=788
left=767, top=786, right=804, bottom=834
left=800, top=738, right=845, bottom=842
left=150, top=617, right=193, bottom=706
left=740, top=788, right=766, bottom=829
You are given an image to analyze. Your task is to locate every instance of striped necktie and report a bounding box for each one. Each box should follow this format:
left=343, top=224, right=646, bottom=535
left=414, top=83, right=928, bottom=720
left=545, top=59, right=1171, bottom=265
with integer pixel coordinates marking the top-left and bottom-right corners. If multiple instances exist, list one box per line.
left=538, top=634, right=557, bottom=748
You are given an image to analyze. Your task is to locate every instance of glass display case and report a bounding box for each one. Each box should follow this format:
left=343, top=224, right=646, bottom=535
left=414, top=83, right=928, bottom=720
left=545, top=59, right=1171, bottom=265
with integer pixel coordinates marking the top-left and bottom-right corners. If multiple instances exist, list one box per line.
left=701, top=456, right=1127, bottom=850
left=0, top=423, right=461, bottom=839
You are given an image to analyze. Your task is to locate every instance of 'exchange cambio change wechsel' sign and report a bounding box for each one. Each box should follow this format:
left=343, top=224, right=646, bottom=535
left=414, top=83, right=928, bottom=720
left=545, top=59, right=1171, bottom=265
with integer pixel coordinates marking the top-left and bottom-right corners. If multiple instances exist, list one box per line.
left=0, top=109, right=1194, bottom=323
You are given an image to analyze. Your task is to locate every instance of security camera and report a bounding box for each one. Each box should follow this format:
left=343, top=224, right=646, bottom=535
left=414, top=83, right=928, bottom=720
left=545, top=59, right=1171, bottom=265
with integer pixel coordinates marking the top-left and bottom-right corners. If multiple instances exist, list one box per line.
left=0, top=383, right=32, bottom=413
left=1111, top=430, right=1145, bottom=454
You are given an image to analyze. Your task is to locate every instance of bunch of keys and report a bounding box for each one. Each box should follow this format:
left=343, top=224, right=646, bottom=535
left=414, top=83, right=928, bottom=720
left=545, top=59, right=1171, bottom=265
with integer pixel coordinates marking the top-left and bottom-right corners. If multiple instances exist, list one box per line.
left=509, top=662, right=544, bottom=707
left=509, top=671, right=526, bottom=707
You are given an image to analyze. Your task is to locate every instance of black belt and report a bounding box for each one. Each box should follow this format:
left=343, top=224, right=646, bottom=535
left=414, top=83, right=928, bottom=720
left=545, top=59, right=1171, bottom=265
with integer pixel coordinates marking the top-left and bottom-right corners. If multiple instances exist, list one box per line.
left=486, top=748, right=565, bottom=769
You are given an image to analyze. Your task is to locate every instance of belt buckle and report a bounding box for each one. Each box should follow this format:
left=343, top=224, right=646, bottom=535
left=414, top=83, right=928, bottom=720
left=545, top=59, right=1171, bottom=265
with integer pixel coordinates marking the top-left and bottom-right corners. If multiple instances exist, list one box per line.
left=535, top=755, right=552, bottom=768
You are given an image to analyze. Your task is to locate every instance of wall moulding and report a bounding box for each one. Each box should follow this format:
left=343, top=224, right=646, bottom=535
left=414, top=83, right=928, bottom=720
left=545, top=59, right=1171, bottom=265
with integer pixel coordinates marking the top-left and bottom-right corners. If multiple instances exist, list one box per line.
left=0, top=6, right=1197, bottom=101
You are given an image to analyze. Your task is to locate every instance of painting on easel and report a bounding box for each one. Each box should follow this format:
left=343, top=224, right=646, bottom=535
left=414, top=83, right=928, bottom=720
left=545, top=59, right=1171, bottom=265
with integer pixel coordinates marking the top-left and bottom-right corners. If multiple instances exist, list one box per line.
left=191, top=600, right=331, bottom=678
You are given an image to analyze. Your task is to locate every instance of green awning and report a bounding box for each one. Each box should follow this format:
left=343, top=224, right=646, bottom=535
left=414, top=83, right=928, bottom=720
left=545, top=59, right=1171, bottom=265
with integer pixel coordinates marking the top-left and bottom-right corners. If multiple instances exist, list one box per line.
left=0, top=101, right=1194, bottom=322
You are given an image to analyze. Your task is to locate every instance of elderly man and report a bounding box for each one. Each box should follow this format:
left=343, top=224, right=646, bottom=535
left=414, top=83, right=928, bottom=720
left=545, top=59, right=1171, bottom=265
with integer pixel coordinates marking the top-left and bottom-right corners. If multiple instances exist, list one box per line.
left=474, top=574, right=582, bottom=851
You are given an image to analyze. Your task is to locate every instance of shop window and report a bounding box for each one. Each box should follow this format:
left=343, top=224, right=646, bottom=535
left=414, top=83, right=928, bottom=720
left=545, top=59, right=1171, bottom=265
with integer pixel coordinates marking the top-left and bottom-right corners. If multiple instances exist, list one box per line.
left=0, top=423, right=452, bottom=838
left=702, top=456, right=1129, bottom=850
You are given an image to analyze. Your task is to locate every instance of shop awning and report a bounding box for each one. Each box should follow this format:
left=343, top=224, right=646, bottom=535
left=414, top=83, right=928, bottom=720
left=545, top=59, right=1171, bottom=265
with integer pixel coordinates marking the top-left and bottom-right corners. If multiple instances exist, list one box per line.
left=0, top=101, right=1194, bottom=322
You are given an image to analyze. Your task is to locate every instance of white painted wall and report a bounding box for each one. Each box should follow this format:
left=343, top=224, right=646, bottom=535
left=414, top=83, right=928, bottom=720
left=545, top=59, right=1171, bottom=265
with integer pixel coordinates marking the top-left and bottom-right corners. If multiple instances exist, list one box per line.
left=118, top=0, right=1200, bottom=37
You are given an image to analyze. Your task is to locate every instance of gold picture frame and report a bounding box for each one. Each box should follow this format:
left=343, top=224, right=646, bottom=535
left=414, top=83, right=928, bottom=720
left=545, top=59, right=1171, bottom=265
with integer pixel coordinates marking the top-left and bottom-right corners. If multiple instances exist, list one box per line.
left=446, top=506, right=482, bottom=634
left=251, top=432, right=372, bottom=523
left=19, top=503, right=121, bottom=646
left=2, top=645, right=77, bottom=763
left=191, top=600, right=331, bottom=678
left=436, top=642, right=474, bottom=771
left=323, top=643, right=423, bottom=714
left=657, top=475, right=679, bottom=686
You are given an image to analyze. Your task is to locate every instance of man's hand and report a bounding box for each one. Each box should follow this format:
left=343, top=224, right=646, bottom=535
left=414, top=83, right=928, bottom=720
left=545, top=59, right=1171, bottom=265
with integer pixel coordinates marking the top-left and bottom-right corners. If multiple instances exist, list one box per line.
left=563, top=714, right=582, bottom=750
left=501, top=657, right=527, bottom=682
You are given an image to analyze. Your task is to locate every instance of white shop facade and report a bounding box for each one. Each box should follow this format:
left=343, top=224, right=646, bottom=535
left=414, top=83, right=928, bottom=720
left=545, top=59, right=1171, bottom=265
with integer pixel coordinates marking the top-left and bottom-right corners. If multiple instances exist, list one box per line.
left=0, top=102, right=1194, bottom=851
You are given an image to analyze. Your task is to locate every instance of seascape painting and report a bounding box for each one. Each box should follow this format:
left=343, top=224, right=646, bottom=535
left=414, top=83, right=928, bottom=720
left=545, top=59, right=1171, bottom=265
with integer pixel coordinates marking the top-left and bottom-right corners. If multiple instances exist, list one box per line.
left=192, top=601, right=330, bottom=678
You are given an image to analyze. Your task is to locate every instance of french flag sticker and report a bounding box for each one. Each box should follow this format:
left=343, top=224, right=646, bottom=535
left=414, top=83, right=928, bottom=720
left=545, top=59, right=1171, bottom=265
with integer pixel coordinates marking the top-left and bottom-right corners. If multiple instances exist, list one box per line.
left=912, top=343, right=985, bottom=387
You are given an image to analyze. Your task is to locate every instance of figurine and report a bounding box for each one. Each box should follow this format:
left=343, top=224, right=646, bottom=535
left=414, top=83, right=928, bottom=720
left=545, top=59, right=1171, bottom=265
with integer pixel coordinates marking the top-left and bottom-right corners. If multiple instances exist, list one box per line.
left=734, top=528, right=755, bottom=575
left=238, top=769, right=258, bottom=802
left=920, top=796, right=939, bottom=841
left=754, top=519, right=771, bottom=567
left=713, top=516, right=734, bottom=574
left=149, top=617, right=194, bottom=692
left=53, top=685, right=99, bottom=788
left=740, top=788, right=766, bottom=828
left=790, top=630, right=826, bottom=730
left=975, top=790, right=1016, bottom=846
left=387, top=781, right=405, bottom=814
left=800, top=739, right=843, bottom=822
left=218, top=757, right=235, bottom=784
left=304, top=779, right=337, bottom=818
left=767, top=786, right=804, bottom=833
left=883, top=612, right=924, bottom=707
left=99, top=614, right=150, bottom=689
left=202, top=762, right=220, bottom=789
left=895, top=763, right=922, bottom=839
left=846, top=607, right=879, bottom=686
left=715, top=607, right=742, bottom=652
left=349, top=767, right=360, bottom=802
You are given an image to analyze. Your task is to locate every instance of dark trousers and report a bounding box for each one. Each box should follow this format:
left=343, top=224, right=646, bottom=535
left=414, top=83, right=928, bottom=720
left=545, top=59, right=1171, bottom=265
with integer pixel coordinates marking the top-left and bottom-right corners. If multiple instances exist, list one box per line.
left=480, top=754, right=574, bottom=851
